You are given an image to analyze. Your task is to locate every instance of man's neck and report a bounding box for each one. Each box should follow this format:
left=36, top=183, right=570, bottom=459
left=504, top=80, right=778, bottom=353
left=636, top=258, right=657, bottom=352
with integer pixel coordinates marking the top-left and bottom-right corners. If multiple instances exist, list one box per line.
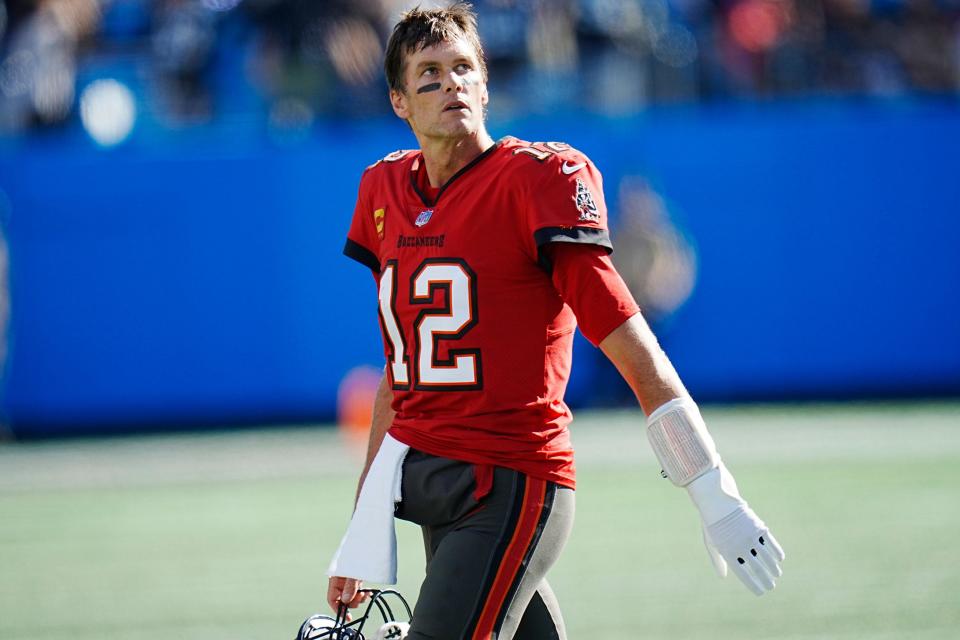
left=417, top=130, right=496, bottom=188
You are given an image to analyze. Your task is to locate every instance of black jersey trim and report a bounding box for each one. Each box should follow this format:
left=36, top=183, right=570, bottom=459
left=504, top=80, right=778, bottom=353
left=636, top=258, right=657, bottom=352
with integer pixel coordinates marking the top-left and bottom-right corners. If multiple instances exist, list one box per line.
left=343, top=238, right=380, bottom=273
left=410, top=139, right=504, bottom=208
left=533, top=226, right=613, bottom=273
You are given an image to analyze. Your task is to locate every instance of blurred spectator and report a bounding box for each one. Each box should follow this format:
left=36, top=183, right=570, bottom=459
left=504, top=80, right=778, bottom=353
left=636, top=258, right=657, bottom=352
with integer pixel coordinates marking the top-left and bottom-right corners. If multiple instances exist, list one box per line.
left=1, top=0, right=100, bottom=130
left=588, top=174, right=697, bottom=408
left=612, top=176, right=697, bottom=324
left=243, top=0, right=391, bottom=125
left=1, top=0, right=958, bottom=135
left=151, top=0, right=217, bottom=122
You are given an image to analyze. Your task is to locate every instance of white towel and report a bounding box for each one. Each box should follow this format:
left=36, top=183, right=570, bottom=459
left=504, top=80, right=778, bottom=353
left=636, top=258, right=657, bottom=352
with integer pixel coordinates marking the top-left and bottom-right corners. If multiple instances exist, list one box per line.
left=327, top=433, right=409, bottom=584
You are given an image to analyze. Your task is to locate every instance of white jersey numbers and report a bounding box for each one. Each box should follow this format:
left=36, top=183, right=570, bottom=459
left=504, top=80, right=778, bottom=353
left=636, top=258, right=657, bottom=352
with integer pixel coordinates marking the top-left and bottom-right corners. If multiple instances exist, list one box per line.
left=378, top=258, right=482, bottom=391
left=512, top=141, right=572, bottom=162
left=378, top=262, right=410, bottom=386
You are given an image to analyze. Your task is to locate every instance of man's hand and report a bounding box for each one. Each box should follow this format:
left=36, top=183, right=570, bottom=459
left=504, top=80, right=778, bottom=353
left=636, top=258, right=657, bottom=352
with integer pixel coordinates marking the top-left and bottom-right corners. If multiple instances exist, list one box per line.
left=687, top=465, right=785, bottom=596
left=700, top=503, right=785, bottom=595
left=326, top=576, right=369, bottom=619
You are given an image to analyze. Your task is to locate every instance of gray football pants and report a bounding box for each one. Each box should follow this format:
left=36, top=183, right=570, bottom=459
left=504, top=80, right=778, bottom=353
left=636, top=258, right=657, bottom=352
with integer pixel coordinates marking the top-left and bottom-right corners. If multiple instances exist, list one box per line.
left=395, top=449, right=575, bottom=640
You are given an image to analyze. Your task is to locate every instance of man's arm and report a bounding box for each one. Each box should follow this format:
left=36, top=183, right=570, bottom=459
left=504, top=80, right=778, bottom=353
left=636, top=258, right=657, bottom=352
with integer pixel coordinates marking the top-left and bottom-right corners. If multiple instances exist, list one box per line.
left=546, top=242, right=784, bottom=595
left=355, top=372, right=396, bottom=504
left=327, top=371, right=396, bottom=616
left=598, top=312, right=688, bottom=416
left=600, top=312, right=785, bottom=595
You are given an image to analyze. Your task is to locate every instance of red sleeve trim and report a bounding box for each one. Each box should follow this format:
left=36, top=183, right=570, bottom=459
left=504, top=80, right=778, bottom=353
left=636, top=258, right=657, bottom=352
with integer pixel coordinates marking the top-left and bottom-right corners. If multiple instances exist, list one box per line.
left=547, top=243, right=640, bottom=346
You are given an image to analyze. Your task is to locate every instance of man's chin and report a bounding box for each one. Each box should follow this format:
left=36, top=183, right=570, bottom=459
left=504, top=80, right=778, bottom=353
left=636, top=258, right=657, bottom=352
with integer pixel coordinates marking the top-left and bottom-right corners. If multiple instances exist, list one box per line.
left=431, top=122, right=481, bottom=140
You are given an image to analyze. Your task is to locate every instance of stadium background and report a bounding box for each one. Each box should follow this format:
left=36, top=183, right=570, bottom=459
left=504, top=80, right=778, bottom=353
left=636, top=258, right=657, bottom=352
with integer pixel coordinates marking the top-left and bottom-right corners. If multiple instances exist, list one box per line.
left=1, top=1, right=958, bottom=639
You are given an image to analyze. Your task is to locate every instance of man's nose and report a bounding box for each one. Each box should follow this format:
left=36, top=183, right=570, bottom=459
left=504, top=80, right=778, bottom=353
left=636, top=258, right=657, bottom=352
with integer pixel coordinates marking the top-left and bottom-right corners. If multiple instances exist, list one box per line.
left=443, top=70, right=464, bottom=92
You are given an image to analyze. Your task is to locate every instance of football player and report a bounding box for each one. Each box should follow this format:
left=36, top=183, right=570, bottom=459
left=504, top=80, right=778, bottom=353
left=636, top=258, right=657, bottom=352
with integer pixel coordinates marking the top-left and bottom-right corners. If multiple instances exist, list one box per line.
left=328, top=4, right=785, bottom=639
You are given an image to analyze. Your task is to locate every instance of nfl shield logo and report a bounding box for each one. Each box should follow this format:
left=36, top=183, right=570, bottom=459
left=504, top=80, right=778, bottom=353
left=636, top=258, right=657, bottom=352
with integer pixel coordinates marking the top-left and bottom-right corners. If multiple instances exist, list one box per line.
left=415, top=209, right=434, bottom=227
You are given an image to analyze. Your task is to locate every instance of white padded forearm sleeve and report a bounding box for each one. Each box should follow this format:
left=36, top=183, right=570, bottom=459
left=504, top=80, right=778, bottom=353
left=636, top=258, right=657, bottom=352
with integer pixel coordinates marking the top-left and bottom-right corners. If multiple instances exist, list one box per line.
left=646, top=397, right=720, bottom=487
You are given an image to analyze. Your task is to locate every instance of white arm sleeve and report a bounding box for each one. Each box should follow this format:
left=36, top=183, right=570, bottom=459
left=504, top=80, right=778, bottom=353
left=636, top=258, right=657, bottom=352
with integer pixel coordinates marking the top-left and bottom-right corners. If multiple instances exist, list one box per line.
left=645, top=397, right=719, bottom=487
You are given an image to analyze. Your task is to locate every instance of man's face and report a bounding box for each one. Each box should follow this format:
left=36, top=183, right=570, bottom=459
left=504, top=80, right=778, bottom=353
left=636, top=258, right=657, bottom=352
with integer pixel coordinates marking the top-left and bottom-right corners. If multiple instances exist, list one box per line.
left=390, top=37, right=488, bottom=142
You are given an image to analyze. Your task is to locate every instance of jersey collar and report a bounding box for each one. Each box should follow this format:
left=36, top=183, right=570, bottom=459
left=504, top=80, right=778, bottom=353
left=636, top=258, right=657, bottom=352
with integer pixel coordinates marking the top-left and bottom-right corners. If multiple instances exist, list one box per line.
left=409, top=138, right=504, bottom=208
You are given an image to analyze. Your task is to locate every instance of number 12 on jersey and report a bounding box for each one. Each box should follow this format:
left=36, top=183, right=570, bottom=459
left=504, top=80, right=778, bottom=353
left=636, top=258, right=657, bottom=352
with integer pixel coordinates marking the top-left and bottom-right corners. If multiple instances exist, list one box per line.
left=378, top=258, right=483, bottom=391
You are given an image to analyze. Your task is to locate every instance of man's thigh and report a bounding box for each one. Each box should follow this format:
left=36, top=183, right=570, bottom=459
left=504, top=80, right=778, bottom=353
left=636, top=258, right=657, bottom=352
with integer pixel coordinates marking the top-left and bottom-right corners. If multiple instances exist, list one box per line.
left=399, top=456, right=574, bottom=640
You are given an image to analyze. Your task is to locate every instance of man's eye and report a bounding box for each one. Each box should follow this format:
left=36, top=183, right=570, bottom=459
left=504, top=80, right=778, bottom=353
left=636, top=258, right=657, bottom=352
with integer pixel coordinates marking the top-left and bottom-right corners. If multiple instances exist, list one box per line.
left=455, top=63, right=472, bottom=73
left=422, top=67, right=437, bottom=76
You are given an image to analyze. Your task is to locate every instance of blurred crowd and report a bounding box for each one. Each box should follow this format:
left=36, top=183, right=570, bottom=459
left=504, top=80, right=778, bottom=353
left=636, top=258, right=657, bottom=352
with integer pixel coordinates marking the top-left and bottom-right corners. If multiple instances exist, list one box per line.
left=1, top=0, right=959, bottom=136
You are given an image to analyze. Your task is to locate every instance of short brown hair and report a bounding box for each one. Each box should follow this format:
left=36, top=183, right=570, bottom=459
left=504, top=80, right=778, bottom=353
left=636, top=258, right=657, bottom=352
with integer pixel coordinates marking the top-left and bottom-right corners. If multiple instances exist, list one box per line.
left=384, top=2, right=488, bottom=93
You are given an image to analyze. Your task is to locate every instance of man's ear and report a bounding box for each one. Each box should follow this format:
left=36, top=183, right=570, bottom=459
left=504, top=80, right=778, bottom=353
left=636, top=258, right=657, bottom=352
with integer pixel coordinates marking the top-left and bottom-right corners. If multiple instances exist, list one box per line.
left=390, top=89, right=409, bottom=120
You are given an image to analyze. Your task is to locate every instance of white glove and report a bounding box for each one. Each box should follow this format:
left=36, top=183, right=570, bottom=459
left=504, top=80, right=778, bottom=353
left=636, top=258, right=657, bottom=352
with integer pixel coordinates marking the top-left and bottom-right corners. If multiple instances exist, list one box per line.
left=687, top=463, right=785, bottom=596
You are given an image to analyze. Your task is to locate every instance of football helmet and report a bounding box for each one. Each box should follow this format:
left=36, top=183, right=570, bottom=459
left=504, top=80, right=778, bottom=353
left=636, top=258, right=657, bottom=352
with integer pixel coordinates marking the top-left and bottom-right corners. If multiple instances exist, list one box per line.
left=295, top=589, right=412, bottom=640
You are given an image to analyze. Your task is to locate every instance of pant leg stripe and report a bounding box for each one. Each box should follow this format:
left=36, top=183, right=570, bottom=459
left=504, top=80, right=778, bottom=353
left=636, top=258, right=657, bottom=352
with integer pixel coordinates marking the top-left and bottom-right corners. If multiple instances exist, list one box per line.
left=459, top=471, right=527, bottom=640
left=462, top=473, right=526, bottom=638
left=470, top=477, right=549, bottom=639
left=491, top=481, right=557, bottom=635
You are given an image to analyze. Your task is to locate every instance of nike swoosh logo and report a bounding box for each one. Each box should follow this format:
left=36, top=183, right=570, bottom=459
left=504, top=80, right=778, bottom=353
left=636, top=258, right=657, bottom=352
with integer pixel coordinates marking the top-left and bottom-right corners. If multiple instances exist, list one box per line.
left=561, top=161, right=586, bottom=175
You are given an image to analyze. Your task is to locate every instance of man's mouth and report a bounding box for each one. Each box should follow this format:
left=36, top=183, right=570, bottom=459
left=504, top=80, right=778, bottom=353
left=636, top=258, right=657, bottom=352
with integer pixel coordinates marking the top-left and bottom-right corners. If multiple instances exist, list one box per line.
left=443, top=101, right=469, bottom=112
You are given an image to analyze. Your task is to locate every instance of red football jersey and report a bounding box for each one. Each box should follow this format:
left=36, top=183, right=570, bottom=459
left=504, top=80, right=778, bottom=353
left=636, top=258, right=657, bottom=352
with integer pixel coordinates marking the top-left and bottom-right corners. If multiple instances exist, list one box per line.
left=344, top=137, right=612, bottom=489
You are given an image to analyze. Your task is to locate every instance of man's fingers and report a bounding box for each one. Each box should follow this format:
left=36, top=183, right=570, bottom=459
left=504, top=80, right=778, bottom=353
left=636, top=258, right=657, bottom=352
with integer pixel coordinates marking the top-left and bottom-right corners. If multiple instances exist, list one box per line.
left=754, top=541, right=783, bottom=578
left=327, top=577, right=346, bottom=613
left=701, top=527, right=728, bottom=577
left=761, top=531, right=786, bottom=562
left=747, top=555, right=777, bottom=592
left=328, top=576, right=366, bottom=619
left=700, top=506, right=786, bottom=596
left=730, top=560, right=765, bottom=596
left=340, top=578, right=357, bottom=603
left=340, top=578, right=367, bottom=605
left=730, top=550, right=781, bottom=595
left=709, top=548, right=728, bottom=578
left=345, top=587, right=370, bottom=608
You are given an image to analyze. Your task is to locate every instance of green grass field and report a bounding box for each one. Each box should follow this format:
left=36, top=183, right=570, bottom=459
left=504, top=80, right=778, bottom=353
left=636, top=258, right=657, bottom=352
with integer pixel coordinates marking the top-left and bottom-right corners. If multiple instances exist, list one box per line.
left=2, top=402, right=959, bottom=639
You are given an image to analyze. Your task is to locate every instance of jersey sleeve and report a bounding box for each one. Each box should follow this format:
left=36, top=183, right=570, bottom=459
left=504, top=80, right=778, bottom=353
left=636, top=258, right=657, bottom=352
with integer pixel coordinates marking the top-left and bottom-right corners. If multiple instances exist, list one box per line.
left=547, top=242, right=640, bottom=346
left=343, top=169, right=382, bottom=273
left=522, top=146, right=613, bottom=266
